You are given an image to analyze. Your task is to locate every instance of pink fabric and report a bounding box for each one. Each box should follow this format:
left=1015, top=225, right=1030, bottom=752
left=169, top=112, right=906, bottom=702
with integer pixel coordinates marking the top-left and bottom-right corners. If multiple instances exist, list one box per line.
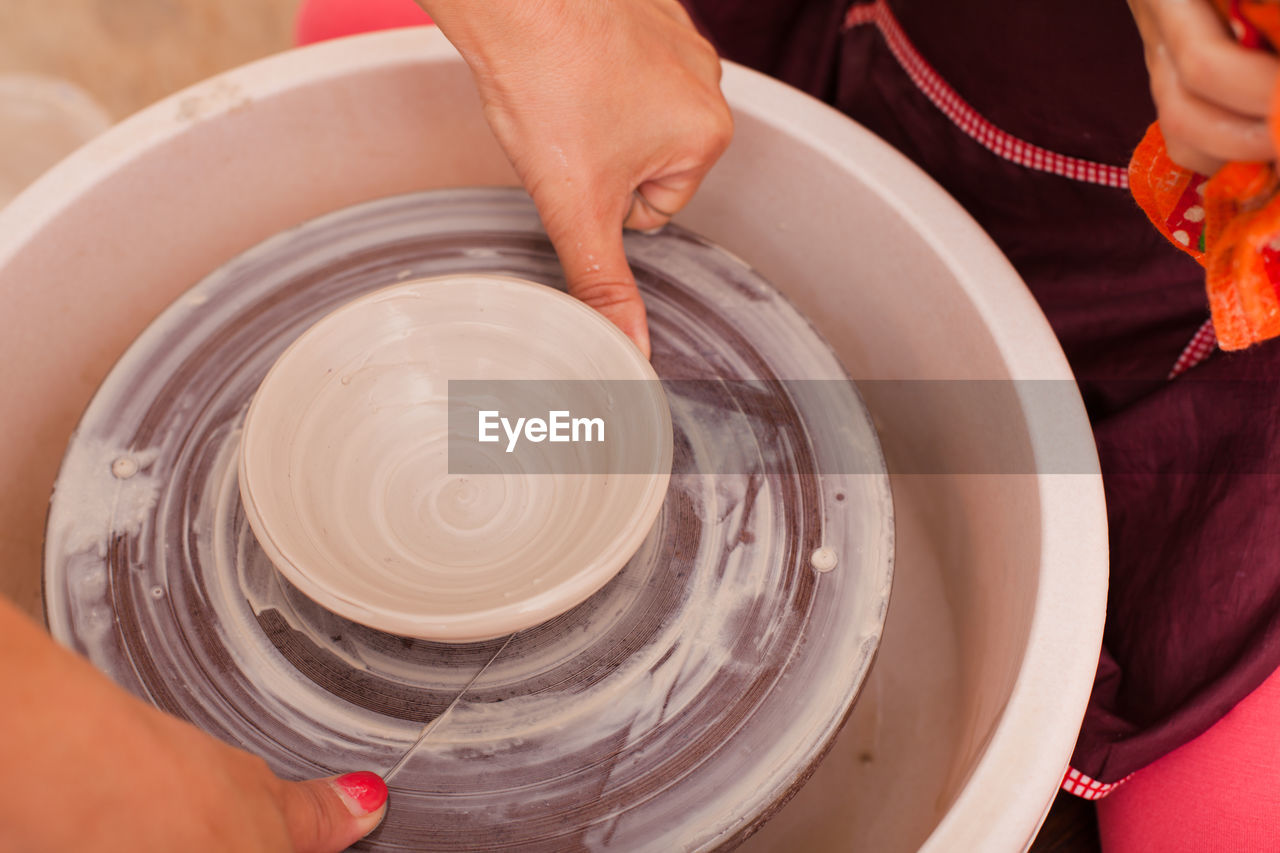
left=1097, top=664, right=1280, bottom=851
left=294, top=0, right=432, bottom=46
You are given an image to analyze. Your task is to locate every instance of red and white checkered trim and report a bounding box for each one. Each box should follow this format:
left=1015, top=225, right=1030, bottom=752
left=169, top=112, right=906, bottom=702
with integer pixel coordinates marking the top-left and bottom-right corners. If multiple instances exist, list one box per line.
left=840, top=0, right=1217, bottom=377
left=1168, top=318, right=1218, bottom=379
left=1061, top=766, right=1133, bottom=800
left=842, top=1, right=1130, bottom=189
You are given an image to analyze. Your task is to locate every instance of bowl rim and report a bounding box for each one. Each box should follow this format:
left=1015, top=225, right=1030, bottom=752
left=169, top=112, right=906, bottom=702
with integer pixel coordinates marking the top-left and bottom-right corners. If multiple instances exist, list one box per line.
left=717, top=54, right=1109, bottom=850
left=237, top=272, right=674, bottom=642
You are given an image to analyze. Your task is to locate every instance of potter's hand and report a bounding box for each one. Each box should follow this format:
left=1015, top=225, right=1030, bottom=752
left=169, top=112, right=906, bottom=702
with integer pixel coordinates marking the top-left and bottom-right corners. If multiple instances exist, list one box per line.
left=1128, top=0, right=1280, bottom=173
left=421, top=0, right=733, bottom=357
left=0, top=596, right=387, bottom=853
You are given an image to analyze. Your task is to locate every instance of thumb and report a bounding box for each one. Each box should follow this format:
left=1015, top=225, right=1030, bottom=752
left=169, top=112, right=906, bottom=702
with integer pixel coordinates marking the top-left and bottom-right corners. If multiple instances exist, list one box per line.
left=278, top=771, right=389, bottom=853
left=539, top=192, right=651, bottom=360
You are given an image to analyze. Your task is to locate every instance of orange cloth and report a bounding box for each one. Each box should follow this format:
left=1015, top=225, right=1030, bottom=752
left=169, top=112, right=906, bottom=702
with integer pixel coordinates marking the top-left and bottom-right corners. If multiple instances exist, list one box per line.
left=1129, top=0, right=1280, bottom=350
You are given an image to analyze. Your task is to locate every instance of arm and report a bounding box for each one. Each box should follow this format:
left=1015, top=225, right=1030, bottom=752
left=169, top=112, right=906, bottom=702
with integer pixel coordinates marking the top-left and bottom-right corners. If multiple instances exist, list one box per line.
left=418, top=0, right=734, bottom=357
left=0, top=594, right=386, bottom=852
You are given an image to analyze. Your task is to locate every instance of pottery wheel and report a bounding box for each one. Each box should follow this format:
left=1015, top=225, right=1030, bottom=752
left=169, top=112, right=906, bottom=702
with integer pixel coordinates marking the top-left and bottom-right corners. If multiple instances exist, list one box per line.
left=43, top=189, right=893, bottom=851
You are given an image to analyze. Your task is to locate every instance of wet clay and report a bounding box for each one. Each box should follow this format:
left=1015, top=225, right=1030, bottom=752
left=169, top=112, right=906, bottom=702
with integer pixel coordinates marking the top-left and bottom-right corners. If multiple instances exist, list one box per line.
left=237, top=274, right=672, bottom=641
left=43, top=189, right=893, bottom=852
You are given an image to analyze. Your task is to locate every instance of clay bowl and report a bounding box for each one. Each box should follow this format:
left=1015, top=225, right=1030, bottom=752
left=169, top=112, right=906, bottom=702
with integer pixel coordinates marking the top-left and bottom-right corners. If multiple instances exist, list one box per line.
left=238, top=274, right=673, bottom=642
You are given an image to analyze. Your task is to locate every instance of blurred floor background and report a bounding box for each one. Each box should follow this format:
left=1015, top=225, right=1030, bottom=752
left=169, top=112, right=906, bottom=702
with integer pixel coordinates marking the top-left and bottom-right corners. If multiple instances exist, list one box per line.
left=0, top=0, right=297, bottom=119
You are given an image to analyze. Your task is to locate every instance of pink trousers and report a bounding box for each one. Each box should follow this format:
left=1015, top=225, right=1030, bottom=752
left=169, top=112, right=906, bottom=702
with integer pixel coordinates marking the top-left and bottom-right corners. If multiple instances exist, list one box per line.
left=1096, top=664, right=1280, bottom=851
left=294, top=0, right=432, bottom=46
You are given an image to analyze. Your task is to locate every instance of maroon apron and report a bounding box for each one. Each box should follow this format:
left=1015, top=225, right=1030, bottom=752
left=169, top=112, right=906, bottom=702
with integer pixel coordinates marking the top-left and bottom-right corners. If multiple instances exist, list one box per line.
left=685, top=0, right=1280, bottom=796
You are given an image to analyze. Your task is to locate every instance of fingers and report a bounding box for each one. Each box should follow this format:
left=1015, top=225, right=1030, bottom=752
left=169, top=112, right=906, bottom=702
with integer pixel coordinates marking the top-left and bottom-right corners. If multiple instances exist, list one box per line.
left=625, top=186, right=677, bottom=232
left=623, top=106, right=733, bottom=233
left=574, top=278, right=651, bottom=360
left=539, top=183, right=651, bottom=356
left=1150, top=43, right=1274, bottom=170
left=541, top=192, right=651, bottom=358
left=567, top=234, right=651, bottom=358
left=279, top=771, right=389, bottom=853
left=1154, top=0, right=1279, bottom=117
left=1133, top=0, right=1280, bottom=169
left=624, top=168, right=707, bottom=232
left=563, top=154, right=728, bottom=353
left=1163, top=135, right=1229, bottom=175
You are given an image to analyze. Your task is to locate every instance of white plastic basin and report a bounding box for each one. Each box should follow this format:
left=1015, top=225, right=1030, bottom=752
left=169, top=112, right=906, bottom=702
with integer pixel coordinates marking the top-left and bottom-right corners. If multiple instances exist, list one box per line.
left=0, top=28, right=1106, bottom=852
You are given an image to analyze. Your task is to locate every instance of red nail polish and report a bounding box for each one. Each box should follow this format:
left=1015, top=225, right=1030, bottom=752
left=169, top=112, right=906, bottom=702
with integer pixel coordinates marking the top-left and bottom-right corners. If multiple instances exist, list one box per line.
left=333, top=771, right=389, bottom=815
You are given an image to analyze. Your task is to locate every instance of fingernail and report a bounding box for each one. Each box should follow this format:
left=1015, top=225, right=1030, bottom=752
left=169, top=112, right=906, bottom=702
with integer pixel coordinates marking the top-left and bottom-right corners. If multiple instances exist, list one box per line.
left=331, top=771, right=389, bottom=816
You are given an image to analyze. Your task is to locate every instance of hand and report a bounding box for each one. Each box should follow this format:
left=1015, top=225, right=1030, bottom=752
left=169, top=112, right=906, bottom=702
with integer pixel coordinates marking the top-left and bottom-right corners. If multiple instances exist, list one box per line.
left=0, top=596, right=387, bottom=852
left=422, top=0, right=734, bottom=357
left=1129, top=0, right=1280, bottom=173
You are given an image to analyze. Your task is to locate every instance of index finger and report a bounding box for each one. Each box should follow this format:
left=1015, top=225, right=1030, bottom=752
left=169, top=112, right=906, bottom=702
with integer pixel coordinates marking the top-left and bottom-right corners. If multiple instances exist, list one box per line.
left=537, top=188, right=651, bottom=359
